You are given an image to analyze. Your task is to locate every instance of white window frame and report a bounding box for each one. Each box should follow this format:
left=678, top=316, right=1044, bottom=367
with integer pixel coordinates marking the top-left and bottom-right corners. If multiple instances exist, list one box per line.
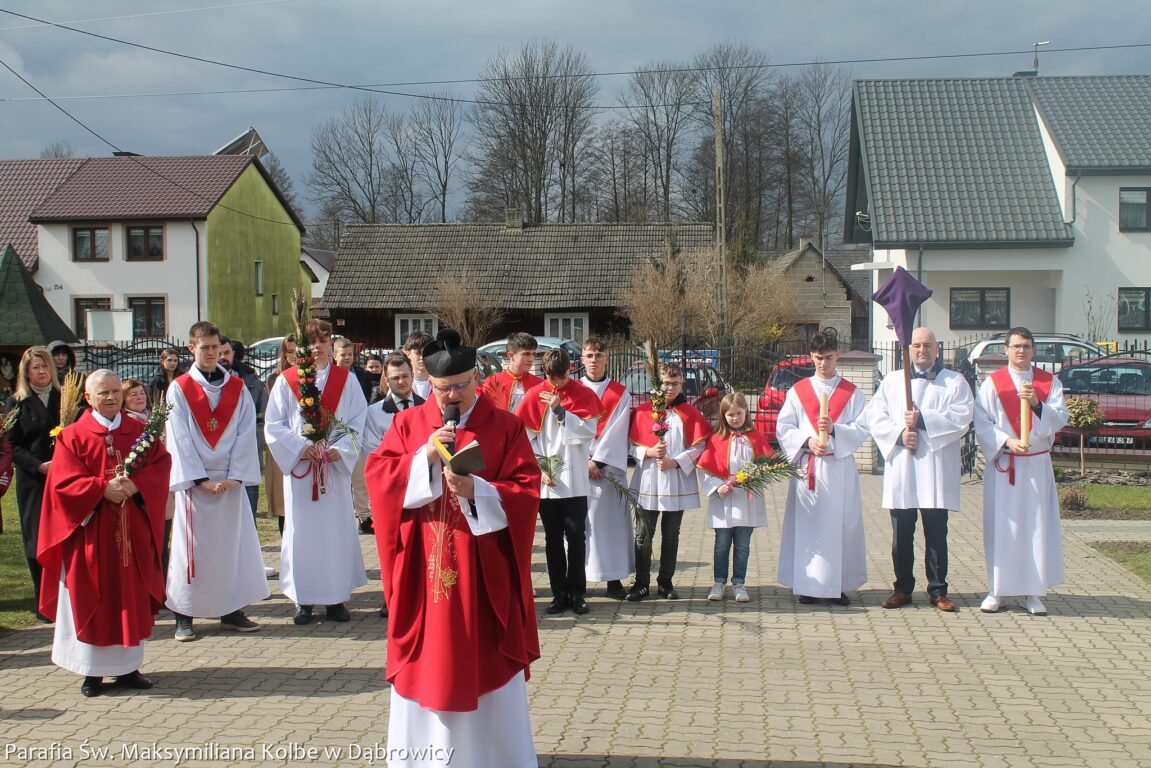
left=395, top=313, right=439, bottom=345
left=544, top=312, right=589, bottom=343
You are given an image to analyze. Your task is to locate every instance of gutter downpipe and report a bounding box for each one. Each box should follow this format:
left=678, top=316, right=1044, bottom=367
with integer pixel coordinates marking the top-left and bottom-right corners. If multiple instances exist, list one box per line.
left=190, top=221, right=203, bottom=322
left=1067, top=173, right=1081, bottom=225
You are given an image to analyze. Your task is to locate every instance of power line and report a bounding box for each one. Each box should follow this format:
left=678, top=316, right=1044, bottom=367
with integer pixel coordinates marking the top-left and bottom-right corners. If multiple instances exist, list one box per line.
left=0, top=0, right=300, bottom=31
left=0, top=54, right=299, bottom=228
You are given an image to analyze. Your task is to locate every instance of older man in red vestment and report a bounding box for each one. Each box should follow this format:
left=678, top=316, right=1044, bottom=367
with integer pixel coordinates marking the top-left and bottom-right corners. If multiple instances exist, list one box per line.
left=366, top=330, right=540, bottom=768
left=38, top=369, right=170, bottom=697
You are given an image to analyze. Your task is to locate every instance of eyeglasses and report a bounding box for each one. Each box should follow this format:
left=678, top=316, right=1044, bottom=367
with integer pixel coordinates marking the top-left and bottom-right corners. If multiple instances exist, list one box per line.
left=1007, top=344, right=1034, bottom=351
left=430, top=381, right=470, bottom=394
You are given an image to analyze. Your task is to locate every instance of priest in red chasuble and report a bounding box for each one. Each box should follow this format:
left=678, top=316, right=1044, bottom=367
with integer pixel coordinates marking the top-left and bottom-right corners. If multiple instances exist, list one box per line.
left=38, top=370, right=171, bottom=698
left=366, top=329, right=541, bottom=768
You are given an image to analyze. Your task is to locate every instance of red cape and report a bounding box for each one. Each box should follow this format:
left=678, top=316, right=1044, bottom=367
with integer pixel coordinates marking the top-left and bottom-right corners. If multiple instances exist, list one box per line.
left=37, top=410, right=170, bottom=646
left=629, top=401, right=711, bottom=449
left=514, top=378, right=602, bottom=432
left=697, top=429, right=774, bottom=478
left=365, top=395, right=541, bottom=712
left=477, top=369, right=542, bottom=413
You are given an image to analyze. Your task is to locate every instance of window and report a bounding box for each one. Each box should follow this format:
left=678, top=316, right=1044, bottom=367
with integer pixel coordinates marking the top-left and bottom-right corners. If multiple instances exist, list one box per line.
left=271, top=293, right=279, bottom=315
left=950, top=288, right=1009, bottom=330
left=73, top=297, right=112, bottom=338
left=72, top=227, right=109, bottom=262
left=1119, top=287, right=1151, bottom=332
left=254, top=261, right=265, bottom=296
left=544, top=313, right=588, bottom=342
left=1119, top=189, right=1151, bottom=231
left=127, top=296, right=166, bottom=338
left=395, top=314, right=438, bottom=345
left=125, top=225, right=164, bottom=261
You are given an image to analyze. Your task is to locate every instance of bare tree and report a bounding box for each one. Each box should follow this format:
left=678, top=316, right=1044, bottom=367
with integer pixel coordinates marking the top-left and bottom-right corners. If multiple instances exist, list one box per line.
left=39, top=142, right=74, bottom=158
left=261, top=152, right=302, bottom=217
left=794, top=63, right=852, bottom=249
left=383, top=112, right=429, bottom=224
left=623, top=61, right=697, bottom=221
left=307, top=97, right=392, bottom=224
left=427, top=268, right=506, bottom=346
left=469, top=40, right=597, bottom=224
left=411, top=93, right=466, bottom=223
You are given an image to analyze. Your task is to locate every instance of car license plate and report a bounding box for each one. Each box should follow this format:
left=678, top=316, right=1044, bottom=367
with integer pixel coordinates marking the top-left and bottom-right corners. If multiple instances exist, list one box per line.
left=1092, top=435, right=1134, bottom=446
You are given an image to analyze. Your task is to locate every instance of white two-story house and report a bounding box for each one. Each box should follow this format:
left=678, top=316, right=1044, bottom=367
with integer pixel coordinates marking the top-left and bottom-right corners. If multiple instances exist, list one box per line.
left=845, top=75, right=1151, bottom=360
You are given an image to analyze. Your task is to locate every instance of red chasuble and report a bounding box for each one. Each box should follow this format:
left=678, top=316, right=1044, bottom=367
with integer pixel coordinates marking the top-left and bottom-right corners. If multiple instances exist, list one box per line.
left=364, top=395, right=542, bottom=712
left=477, top=369, right=543, bottom=413
left=36, top=410, right=171, bottom=646
left=991, top=366, right=1052, bottom=438
left=592, top=380, right=628, bottom=439
left=629, top=401, right=711, bottom=449
left=514, top=378, right=602, bottom=432
left=174, top=373, right=244, bottom=448
left=792, top=377, right=856, bottom=431
left=697, top=429, right=774, bottom=479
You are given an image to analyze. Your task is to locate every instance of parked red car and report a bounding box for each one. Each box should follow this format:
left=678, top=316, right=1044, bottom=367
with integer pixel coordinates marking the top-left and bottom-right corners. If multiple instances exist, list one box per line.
left=1056, top=356, right=1151, bottom=450
left=755, top=356, right=814, bottom=445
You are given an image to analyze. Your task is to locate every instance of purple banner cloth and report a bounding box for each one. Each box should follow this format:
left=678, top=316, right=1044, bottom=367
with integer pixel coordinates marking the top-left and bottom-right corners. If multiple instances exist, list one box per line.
left=872, top=267, right=933, bottom=346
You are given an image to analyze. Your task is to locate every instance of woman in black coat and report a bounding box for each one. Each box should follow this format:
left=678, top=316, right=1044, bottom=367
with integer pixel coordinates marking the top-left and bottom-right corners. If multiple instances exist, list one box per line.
left=6, top=346, right=61, bottom=622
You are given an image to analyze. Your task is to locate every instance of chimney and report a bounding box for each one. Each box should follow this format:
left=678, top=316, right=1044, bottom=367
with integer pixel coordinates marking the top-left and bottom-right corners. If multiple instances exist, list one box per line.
left=504, top=207, right=524, bottom=229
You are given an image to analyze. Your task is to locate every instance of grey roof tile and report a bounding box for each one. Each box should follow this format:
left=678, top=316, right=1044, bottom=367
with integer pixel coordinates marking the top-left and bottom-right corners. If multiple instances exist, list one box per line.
left=325, top=223, right=715, bottom=310
left=1029, top=76, right=1151, bottom=171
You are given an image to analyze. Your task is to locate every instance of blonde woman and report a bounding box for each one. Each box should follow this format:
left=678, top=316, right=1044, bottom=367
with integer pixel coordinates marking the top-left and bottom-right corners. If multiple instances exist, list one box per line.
left=5, top=346, right=61, bottom=621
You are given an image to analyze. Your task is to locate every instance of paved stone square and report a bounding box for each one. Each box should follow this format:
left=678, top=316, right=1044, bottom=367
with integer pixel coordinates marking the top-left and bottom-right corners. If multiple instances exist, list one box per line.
left=2, top=474, right=1149, bottom=767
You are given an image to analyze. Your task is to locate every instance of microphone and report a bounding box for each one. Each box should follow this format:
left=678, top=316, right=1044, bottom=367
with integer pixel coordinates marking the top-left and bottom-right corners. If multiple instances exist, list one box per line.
left=442, top=404, right=461, bottom=453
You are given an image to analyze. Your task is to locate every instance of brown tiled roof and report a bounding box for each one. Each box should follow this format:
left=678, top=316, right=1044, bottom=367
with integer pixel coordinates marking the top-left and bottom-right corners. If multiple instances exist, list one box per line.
left=0, top=158, right=85, bottom=271
left=325, top=222, right=716, bottom=310
left=30, top=155, right=255, bottom=223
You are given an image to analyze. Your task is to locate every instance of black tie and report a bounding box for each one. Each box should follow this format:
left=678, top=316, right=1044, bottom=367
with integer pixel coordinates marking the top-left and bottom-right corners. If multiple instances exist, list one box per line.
left=400, top=399, right=410, bottom=410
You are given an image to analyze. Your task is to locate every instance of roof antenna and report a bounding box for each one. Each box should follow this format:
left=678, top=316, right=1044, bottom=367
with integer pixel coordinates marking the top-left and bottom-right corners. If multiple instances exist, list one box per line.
left=1032, top=40, right=1051, bottom=74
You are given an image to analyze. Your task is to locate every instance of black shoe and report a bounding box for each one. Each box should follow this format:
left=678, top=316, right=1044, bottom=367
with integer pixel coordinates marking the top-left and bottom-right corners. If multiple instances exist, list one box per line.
left=293, top=605, right=313, bottom=625
left=545, top=595, right=570, bottom=615
left=358, top=519, right=374, bottom=535
left=379, top=603, right=389, bottom=619
left=657, top=583, right=680, bottom=600
left=325, top=603, right=351, bottom=622
left=605, top=580, right=627, bottom=599
left=114, top=670, right=154, bottom=690
left=571, top=596, right=590, bottom=615
left=626, top=585, right=649, bottom=603
left=81, top=676, right=103, bottom=697
left=797, top=595, right=816, bottom=604
left=832, top=593, right=850, bottom=606
left=220, top=610, right=259, bottom=632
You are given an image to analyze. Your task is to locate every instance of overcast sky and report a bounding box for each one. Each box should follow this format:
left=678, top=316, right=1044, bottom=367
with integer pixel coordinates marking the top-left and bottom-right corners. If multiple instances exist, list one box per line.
left=2, top=0, right=1149, bottom=219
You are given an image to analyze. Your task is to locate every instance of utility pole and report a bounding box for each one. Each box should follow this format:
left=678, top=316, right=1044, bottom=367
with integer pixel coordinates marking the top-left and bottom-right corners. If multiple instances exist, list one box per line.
left=713, top=90, right=728, bottom=342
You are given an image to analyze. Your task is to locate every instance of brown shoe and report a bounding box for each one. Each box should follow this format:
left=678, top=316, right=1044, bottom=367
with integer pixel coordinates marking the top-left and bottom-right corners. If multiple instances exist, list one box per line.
left=930, top=595, right=957, bottom=612
left=881, top=592, right=912, bottom=609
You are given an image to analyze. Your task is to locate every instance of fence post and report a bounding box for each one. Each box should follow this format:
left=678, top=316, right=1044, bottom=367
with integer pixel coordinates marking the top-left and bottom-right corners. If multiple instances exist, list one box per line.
left=838, top=349, right=882, bottom=474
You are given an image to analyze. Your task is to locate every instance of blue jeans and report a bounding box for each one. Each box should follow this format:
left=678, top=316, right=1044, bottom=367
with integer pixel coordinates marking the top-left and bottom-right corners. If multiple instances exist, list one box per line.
left=713, top=526, right=754, bottom=584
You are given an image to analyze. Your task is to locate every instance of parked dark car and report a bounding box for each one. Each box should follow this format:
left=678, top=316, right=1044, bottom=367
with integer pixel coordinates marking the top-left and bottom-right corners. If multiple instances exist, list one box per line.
left=619, top=363, right=732, bottom=422
left=1056, top=356, right=1151, bottom=450
left=754, top=356, right=814, bottom=445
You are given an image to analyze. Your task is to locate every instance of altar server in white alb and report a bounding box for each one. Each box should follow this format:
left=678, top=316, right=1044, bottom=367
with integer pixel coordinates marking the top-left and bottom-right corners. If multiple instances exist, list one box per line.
left=867, top=327, right=974, bottom=613
left=579, top=337, right=634, bottom=599
left=776, top=330, right=870, bottom=606
left=265, top=318, right=368, bottom=626
left=165, top=322, right=269, bottom=641
left=974, top=326, right=1068, bottom=616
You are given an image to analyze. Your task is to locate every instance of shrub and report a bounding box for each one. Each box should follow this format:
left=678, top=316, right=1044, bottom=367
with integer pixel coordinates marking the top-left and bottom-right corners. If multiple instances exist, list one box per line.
left=1059, top=484, right=1088, bottom=511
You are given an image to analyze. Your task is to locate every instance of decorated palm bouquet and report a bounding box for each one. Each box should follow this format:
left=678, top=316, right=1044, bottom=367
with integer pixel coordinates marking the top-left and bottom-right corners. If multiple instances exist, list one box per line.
left=730, top=454, right=798, bottom=493
left=121, top=400, right=170, bottom=477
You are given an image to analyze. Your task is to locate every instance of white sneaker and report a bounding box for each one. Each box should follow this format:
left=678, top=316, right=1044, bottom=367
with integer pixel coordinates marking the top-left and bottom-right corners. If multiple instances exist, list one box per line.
left=707, top=582, right=725, bottom=601
left=1018, top=595, right=1048, bottom=616
left=980, top=594, right=1003, bottom=613
left=733, top=584, right=750, bottom=602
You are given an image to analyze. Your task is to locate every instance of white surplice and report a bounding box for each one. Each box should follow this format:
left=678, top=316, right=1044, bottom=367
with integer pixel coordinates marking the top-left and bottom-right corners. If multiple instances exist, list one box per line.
left=701, top=434, right=769, bottom=529
left=868, top=367, right=974, bottom=511
left=974, top=367, right=1068, bottom=597
left=52, top=569, right=143, bottom=677
left=630, top=410, right=704, bottom=511
left=581, top=377, right=634, bottom=581
left=776, top=375, right=869, bottom=598
left=265, top=362, right=368, bottom=605
left=165, top=366, right=269, bottom=617
left=526, top=400, right=597, bottom=500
